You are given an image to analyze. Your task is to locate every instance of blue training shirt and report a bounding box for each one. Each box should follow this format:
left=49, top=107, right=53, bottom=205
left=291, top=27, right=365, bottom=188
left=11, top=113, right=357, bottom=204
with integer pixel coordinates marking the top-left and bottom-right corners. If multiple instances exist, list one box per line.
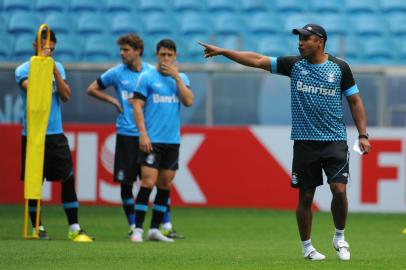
left=15, top=61, right=66, bottom=135
left=97, top=62, right=153, bottom=136
left=270, top=55, right=359, bottom=141
left=134, top=68, right=190, bottom=144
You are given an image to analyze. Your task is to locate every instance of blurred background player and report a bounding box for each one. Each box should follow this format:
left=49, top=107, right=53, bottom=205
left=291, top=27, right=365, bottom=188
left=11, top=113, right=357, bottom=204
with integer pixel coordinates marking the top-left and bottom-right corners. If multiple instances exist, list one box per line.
left=86, top=34, right=180, bottom=241
left=131, top=39, right=194, bottom=243
left=198, top=23, right=370, bottom=260
left=15, top=28, right=93, bottom=242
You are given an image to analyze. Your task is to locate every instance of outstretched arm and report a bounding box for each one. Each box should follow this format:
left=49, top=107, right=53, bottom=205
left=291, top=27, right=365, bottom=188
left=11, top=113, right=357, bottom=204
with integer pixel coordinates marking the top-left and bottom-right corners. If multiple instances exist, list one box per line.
left=347, top=93, right=371, bottom=154
left=86, top=80, right=123, bottom=113
left=198, top=41, right=271, bottom=71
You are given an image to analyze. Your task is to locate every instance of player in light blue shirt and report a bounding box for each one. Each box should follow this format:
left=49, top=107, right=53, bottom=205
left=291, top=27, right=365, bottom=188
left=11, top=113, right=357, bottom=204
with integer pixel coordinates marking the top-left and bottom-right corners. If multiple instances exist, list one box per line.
left=87, top=34, right=180, bottom=241
left=198, top=24, right=370, bottom=260
left=15, top=28, right=93, bottom=242
left=132, top=39, right=194, bottom=243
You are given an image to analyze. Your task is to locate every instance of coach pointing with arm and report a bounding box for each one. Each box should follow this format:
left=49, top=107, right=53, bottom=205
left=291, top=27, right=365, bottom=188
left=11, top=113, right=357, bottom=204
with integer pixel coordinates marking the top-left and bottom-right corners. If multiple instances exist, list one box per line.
left=199, top=23, right=370, bottom=261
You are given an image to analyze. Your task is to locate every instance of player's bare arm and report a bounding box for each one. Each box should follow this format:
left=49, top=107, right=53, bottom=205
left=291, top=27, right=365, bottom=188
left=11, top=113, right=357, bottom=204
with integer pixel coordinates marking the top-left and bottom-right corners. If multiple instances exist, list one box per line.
left=53, top=62, right=71, bottom=102
left=347, top=93, right=371, bottom=154
left=18, top=66, right=71, bottom=103
left=86, top=80, right=123, bottom=113
left=133, top=98, right=153, bottom=153
left=197, top=41, right=271, bottom=71
left=161, top=63, right=194, bottom=107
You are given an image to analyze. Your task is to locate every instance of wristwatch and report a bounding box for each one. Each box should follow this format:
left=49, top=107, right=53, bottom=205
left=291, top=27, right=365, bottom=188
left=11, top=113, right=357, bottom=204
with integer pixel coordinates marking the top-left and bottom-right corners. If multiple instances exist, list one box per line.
left=358, top=133, right=369, bottom=140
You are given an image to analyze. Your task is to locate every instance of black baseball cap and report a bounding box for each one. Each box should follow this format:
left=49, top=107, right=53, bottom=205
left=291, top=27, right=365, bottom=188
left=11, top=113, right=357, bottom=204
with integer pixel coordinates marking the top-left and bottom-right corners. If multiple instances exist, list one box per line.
left=292, top=24, right=327, bottom=41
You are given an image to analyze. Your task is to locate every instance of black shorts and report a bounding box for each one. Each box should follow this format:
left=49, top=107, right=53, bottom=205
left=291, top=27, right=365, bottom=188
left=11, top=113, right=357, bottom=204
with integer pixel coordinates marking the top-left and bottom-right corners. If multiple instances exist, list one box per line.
left=114, top=134, right=140, bottom=183
left=21, top=134, right=73, bottom=182
left=139, top=143, right=180, bottom=170
left=291, top=140, right=349, bottom=189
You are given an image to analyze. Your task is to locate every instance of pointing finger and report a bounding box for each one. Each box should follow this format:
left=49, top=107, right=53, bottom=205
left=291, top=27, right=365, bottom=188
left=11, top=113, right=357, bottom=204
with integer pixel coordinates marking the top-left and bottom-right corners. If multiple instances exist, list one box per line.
left=197, top=41, right=208, bottom=48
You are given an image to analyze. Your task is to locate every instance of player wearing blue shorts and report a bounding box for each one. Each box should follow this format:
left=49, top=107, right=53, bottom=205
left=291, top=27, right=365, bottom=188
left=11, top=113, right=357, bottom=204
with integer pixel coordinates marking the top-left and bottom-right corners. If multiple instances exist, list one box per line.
left=199, top=24, right=371, bottom=260
left=15, top=29, right=93, bottom=242
left=131, top=39, right=194, bottom=243
left=87, top=34, right=179, bottom=241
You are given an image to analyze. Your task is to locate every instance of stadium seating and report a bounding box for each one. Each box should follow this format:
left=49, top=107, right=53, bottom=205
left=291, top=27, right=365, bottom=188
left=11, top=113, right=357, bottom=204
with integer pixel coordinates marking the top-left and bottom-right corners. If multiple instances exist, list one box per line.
left=36, top=0, right=68, bottom=13
left=111, top=13, right=143, bottom=37
left=387, top=15, right=406, bottom=37
left=312, top=14, right=348, bottom=37
left=70, top=0, right=101, bottom=13
left=82, top=34, right=117, bottom=62
left=256, top=36, right=296, bottom=56
left=212, top=14, right=245, bottom=36
left=173, top=0, right=205, bottom=13
left=325, top=36, right=346, bottom=58
left=351, top=15, right=386, bottom=37
left=248, top=13, right=283, bottom=36
left=241, top=0, right=269, bottom=14
left=344, top=0, right=380, bottom=14
left=3, top=0, right=33, bottom=12
left=45, top=12, right=74, bottom=34
left=311, top=0, right=342, bottom=14
left=362, top=38, right=395, bottom=64
left=105, top=0, right=135, bottom=13
left=77, top=13, right=110, bottom=35
left=8, top=12, right=39, bottom=35
left=0, top=0, right=404, bottom=64
left=284, top=14, right=315, bottom=33
left=52, top=34, right=81, bottom=62
left=13, top=34, right=35, bottom=61
left=207, top=0, right=239, bottom=14
left=179, top=13, right=211, bottom=36
left=398, top=38, right=406, bottom=62
left=381, top=0, right=406, bottom=15
left=0, top=35, right=13, bottom=61
left=0, top=14, right=7, bottom=33
left=342, top=36, right=362, bottom=64
left=275, top=0, right=308, bottom=14
left=138, top=0, right=168, bottom=14
left=144, top=13, right=177, bottom=36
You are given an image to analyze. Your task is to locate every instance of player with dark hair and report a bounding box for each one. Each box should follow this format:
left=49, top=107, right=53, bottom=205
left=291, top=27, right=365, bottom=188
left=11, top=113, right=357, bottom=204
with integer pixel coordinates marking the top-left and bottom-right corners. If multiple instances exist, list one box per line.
left=15, top=28, right=93, bottom=242
left=199, top=24, right=370, bottom=260
left=87, top=34, right=180, bottom=241
left=131, top=39, right=194, bottom=243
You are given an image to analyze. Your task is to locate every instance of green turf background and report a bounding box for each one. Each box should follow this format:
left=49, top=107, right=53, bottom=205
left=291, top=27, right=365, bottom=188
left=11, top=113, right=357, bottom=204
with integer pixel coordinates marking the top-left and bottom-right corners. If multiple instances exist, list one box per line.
left=0, top=205, right=405, bottom=270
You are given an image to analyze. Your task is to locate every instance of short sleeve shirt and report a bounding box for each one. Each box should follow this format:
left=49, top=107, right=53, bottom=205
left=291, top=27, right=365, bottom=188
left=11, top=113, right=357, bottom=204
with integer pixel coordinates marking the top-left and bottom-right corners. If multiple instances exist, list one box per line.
left=98, top=62, right=153, bottom=136
left=269, top=55, right=359, bottom=141
left=134, top=68, right=190, bottom=144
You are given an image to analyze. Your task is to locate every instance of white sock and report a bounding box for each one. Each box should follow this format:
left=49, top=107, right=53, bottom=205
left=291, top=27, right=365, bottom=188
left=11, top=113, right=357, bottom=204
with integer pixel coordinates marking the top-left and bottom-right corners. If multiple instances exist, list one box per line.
left=334, top=228, right=345, bottom=244
left=301, top=239, right=314, bottom=255
left=69, top=223, right=81, bottom=232
left=161, top=222, right=172, bottom=231
left=129, top=224, right=135, bottom=231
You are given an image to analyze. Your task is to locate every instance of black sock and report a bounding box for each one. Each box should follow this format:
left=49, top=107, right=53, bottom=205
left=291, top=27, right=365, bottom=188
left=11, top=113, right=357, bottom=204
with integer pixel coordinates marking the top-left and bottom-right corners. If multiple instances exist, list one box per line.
left=121, top=183, right=135, bottom=226
left=61, top=176, right=79, bottom=225
left=28, top=199, right=42, bottom=228
left=150, top=188, right=170, bottom=229
left=135, top=187, right=152, bottom=229
left=162, top=197, right=171, bottom=224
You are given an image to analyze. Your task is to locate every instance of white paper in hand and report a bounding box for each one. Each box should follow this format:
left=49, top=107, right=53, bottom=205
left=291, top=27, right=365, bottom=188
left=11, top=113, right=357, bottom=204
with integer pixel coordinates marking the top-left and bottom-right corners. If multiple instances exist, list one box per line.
left=352, top=139, right=364, bottom=155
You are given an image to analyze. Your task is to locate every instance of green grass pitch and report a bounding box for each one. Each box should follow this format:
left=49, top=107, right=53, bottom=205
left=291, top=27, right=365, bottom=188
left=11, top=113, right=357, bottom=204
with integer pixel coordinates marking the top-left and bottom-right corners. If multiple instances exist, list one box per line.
left=0, top=205, right=405, bottom=270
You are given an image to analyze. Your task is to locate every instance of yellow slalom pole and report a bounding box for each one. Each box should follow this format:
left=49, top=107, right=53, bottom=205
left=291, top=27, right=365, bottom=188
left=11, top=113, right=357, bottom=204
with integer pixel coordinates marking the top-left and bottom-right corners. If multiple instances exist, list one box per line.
left=23, top=23, right=53, bottom=239
left=23, top=199, right=29, bottom=238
